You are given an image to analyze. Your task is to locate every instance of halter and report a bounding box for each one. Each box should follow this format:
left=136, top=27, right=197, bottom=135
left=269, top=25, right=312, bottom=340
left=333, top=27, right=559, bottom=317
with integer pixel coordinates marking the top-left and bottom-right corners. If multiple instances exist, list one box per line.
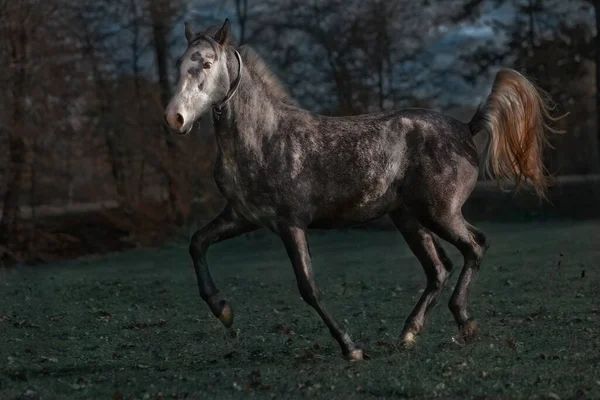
left=199, top=35, right=242, bottom=123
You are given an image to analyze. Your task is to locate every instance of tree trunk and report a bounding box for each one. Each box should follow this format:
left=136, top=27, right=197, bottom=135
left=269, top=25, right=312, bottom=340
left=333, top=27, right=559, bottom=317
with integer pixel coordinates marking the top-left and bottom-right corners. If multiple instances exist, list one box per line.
left=594, top=0, right=600, bottom=164
left=149, top=0, right=171, bottom=108
left=131, top=0, right=146, bottom=203
left=0, top=134, right=26, bottom=260
left=527, top=0, right=536, bottom=49
left=0, top=9, right=30, bottom=262
left=235, top=0, right=248, bottom=44
left=148, top=0, right=184, bottom=225
left=29, top=127, right=38, bottom=256
left=79, top=21, right=127, bottom=200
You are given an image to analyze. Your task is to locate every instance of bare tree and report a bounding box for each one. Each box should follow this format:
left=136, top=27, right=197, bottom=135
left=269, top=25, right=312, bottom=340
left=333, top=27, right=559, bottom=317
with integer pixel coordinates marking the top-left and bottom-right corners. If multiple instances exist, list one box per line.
left=250, top=0, right=482, bottom=115
left=0, top=0, right=34, bottom=261
left=148, top=0, right=175, bottom=108
left=453, top=0, right=598, bottom=174
left=233, top=0, right=249, bottom=44
left=147, top=0, right=189, bottom=224
left=0, top=0, right=595, bottom=265
left=586, top=0, right=600, bottom=161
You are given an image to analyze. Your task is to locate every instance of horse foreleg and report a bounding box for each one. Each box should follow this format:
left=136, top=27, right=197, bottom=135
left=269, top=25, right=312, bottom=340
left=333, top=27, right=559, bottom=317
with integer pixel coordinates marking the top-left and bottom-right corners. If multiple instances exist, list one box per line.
left=189, top=205, right=257, bottom=327
left=278, top=225, right=363, bottom=360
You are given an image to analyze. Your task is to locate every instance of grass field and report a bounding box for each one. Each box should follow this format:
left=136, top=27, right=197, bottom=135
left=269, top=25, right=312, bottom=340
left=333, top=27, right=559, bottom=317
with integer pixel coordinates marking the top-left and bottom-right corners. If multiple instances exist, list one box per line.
left=1, top=220, right=599, bottom=399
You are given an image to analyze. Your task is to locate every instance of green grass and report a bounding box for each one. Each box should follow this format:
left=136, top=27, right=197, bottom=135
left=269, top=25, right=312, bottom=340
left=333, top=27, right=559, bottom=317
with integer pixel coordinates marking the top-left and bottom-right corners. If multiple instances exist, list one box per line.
left=1, top=221, right=599, bottom=399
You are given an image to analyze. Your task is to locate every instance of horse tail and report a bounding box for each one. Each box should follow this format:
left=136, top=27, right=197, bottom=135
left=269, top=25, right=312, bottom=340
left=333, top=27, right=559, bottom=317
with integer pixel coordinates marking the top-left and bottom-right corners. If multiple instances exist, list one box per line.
left=469, top=68, right=566, bottom=200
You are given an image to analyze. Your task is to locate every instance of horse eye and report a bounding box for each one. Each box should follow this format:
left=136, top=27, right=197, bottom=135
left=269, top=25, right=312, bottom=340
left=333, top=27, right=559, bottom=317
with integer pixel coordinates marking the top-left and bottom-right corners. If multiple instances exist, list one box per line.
left=203, top=62, right=212, bottom=69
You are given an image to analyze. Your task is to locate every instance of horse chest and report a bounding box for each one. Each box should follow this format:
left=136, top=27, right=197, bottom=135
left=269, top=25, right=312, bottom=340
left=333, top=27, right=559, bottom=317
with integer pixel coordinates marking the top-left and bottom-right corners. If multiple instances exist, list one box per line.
left=215, top=155, right=247, bottom=198
left=214, top=155, right=274, bottom=221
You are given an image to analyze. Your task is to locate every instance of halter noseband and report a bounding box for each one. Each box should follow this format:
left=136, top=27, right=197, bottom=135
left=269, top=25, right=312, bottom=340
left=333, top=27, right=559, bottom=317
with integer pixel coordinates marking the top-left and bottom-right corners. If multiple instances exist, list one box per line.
left=200, top=35, right=243, bottom=122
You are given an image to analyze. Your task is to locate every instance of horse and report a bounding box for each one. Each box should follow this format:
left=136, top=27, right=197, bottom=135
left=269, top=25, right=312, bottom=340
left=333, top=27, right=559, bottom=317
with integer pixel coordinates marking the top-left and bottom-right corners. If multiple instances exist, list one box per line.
left=163, top=19, right=564, bottom=360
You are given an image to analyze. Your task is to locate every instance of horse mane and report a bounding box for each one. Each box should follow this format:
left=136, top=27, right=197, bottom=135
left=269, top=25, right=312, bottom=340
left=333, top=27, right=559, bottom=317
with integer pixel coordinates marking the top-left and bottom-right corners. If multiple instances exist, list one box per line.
left=192, top=26, right=294, bottom=106
left=237, top=45, right=295, bottom=105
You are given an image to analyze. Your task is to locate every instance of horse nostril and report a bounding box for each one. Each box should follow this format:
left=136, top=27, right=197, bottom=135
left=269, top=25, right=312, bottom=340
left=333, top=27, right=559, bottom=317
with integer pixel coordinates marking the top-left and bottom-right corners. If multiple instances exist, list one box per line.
left=176, top=113, right=184, bottom=129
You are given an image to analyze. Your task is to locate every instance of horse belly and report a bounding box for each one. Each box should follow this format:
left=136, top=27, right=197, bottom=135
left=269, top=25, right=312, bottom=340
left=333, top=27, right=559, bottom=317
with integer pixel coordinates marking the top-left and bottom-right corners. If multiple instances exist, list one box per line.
left=310, top=183, right=400, bottom=228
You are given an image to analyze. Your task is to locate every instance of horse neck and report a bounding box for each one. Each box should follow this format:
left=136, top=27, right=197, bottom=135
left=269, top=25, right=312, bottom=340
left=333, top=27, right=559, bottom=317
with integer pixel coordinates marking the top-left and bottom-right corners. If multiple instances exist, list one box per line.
left=214, top=52, right=280, bottom=154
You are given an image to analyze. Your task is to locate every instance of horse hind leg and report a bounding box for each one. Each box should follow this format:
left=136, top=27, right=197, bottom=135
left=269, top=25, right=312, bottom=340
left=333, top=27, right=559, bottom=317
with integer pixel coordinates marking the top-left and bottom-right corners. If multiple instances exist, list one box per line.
left=420, top=209, right=490, bottom=344
left=389, top=208, right=454, bottom=347
left=402, top=154, right=490, bottom=343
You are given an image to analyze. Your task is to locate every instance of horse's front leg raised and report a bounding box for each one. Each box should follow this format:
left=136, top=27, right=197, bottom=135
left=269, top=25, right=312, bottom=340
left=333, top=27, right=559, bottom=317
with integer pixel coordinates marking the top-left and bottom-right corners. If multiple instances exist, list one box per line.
left=189, top=205, right=257, bottom=327
left=278, top=225, right=363, bottom=360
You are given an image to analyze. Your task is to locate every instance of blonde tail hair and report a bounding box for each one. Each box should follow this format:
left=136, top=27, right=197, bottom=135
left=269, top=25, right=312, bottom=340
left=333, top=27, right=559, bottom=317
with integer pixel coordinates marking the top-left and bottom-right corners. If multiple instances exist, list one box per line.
left=470, top=68, right=566, bottom=200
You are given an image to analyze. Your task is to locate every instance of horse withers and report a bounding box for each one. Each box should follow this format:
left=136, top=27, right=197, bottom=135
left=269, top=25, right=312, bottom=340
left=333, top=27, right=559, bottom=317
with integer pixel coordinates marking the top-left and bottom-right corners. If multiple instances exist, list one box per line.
left=164, top=19, right=564, bottom=360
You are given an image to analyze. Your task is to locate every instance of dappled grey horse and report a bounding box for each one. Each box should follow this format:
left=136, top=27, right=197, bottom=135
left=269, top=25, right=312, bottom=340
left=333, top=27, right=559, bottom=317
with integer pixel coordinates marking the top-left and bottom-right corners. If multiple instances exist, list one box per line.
left=164, top=19, right=564, bottom=360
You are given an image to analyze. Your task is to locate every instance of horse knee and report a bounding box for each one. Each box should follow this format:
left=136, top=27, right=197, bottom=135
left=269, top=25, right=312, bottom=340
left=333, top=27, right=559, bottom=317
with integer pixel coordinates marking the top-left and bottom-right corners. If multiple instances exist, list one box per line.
left=189, top=230, right=210, bottom=259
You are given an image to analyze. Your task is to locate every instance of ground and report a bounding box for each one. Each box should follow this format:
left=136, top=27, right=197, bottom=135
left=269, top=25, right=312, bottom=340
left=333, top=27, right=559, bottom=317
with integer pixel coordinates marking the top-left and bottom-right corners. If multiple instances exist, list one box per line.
left=1, top=220, right=599, bottom=400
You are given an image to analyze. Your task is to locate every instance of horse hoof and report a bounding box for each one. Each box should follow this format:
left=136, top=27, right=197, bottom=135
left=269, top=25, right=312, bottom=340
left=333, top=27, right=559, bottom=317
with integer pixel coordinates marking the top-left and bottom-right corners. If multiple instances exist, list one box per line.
left=460, top=319, right=478, bottom=344
left=217, top=301, right=234, bottom=328
left=399, top=331, right=417, bottom=348
left=345, top=348, right=364, bottom=361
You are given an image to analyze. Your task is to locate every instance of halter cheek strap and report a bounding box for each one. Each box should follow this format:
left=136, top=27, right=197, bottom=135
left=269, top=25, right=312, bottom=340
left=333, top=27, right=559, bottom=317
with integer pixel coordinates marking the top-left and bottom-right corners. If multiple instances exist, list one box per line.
left=212, top=48, right=243, bottom=122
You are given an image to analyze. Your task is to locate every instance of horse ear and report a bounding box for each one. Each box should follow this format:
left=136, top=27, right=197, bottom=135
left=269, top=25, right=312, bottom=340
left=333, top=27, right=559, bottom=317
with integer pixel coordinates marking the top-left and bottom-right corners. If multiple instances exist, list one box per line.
left=214, top=18, right=231, bottom=46
left=185, top=21, right=195, bottom=43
